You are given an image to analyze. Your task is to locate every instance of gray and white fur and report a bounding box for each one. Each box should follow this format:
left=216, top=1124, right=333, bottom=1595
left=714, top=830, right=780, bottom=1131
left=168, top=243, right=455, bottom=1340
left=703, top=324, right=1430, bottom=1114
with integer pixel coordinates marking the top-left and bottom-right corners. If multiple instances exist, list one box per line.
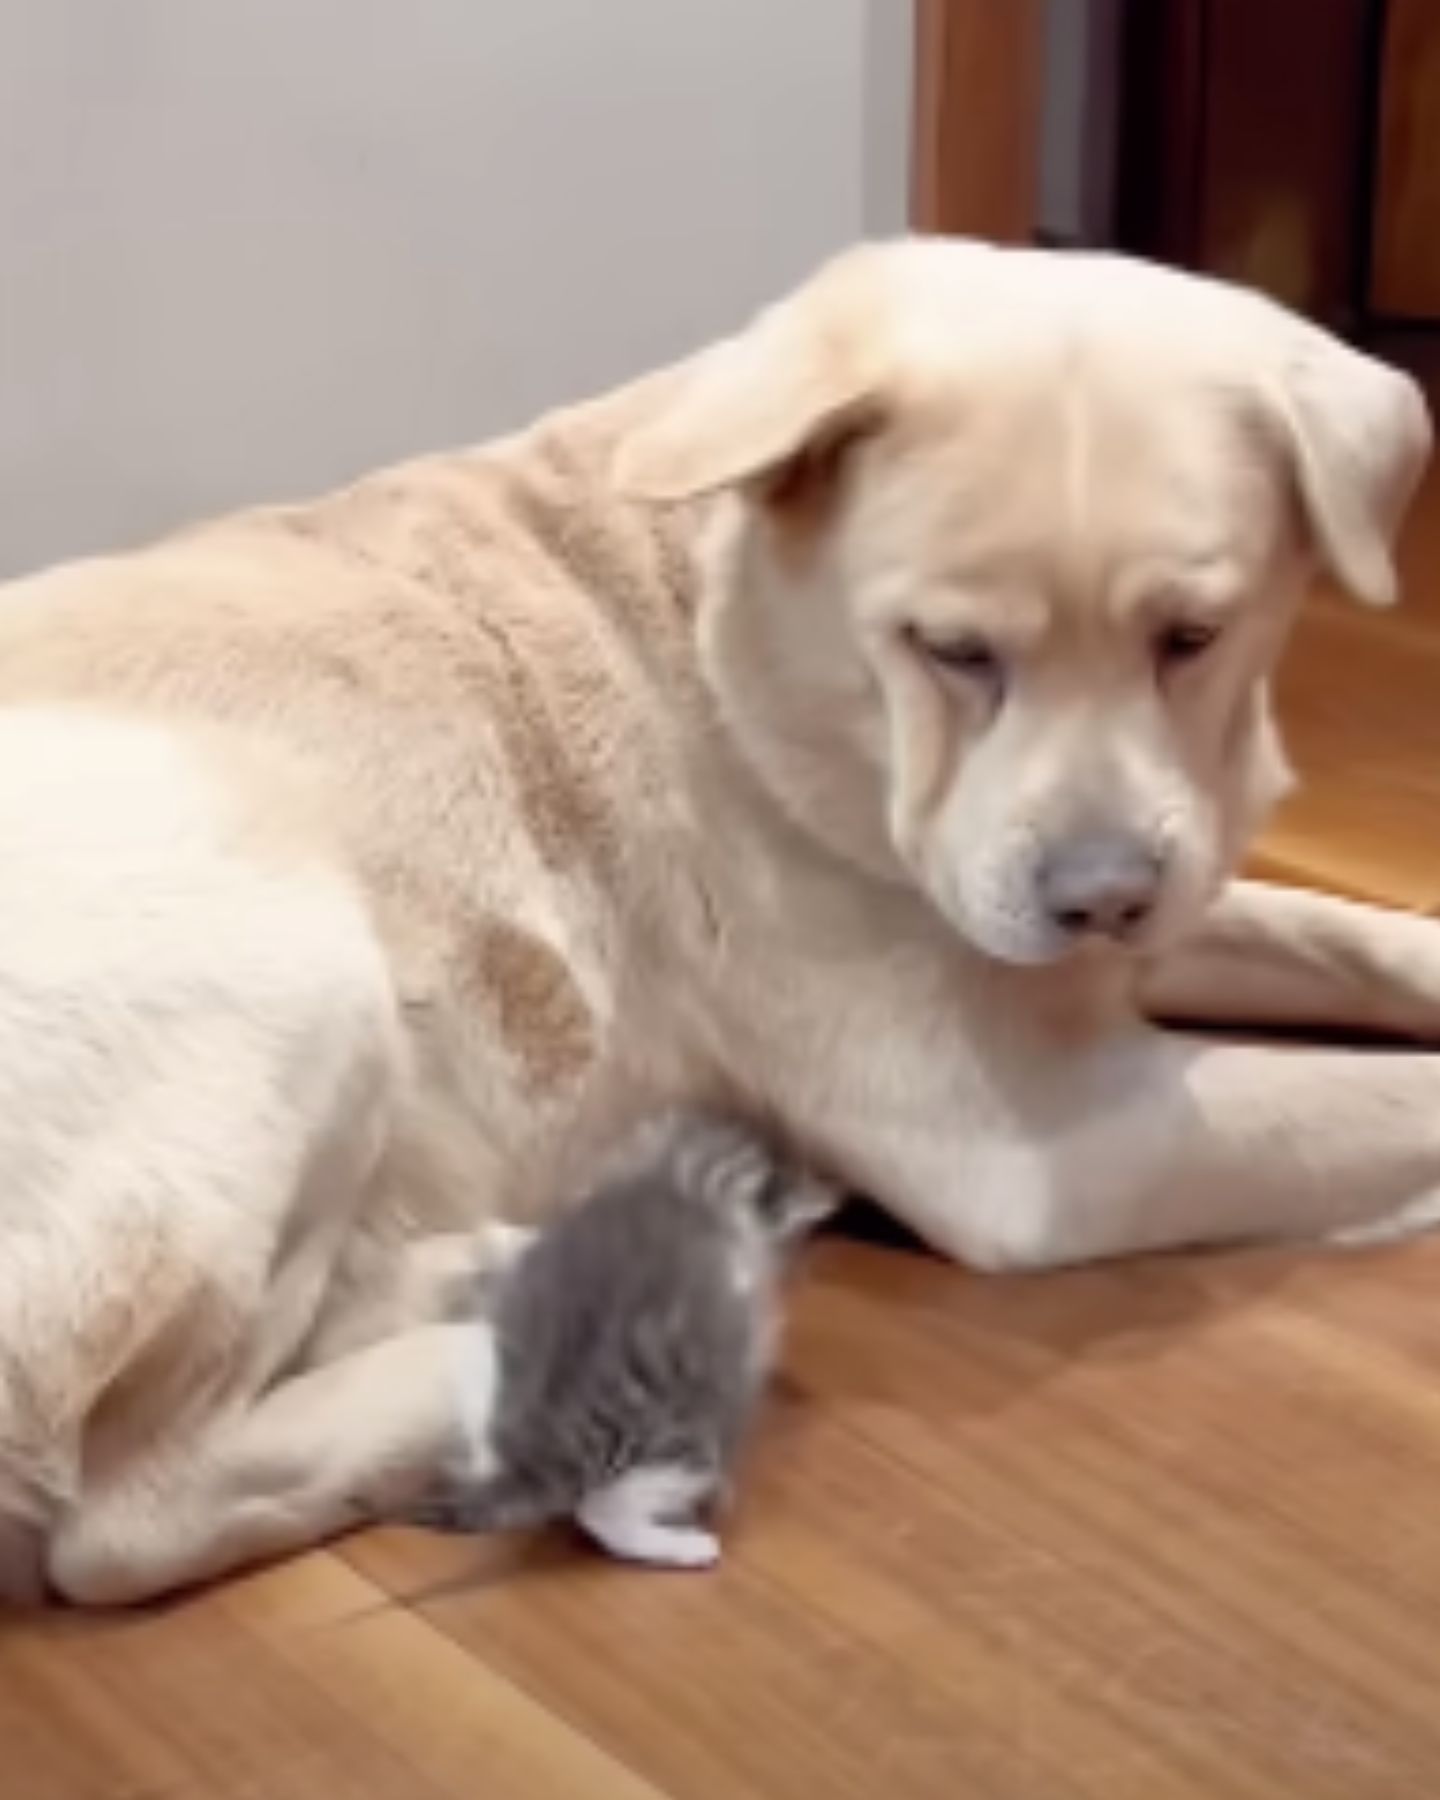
left=411, top=1110, right=834, bottom=1568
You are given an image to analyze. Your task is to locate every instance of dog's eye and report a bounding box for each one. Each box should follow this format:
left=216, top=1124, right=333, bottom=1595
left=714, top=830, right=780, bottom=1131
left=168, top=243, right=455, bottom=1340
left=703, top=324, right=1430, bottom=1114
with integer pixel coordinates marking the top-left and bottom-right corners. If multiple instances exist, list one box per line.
left=1155, top=620, right=1221, bottom=670
left=917, top=632, right=1004, bottom=686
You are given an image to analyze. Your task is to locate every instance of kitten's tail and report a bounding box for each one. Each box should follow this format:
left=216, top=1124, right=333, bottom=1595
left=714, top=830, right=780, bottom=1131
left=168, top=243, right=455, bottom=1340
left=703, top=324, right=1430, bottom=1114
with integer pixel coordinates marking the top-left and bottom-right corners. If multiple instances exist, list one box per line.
left=756, top=1168, right=838, bottom=1246
left=408, top=1467, right=573, bottom=1538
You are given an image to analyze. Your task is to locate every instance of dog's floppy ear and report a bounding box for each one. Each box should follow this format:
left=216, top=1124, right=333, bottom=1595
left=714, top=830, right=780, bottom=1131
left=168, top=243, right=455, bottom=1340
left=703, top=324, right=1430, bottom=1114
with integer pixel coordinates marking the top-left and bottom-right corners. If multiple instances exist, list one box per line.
left=613, top=248, right=887, bottom=504
left=1269, top=321, right=1431, bottom=607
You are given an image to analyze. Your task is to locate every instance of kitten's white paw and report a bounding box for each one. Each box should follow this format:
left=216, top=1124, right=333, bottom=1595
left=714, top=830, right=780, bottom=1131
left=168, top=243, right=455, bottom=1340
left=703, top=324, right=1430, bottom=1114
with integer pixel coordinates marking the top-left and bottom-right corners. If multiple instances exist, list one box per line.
left=474, top=1221, right=539, bottom=1300
left=576, top=1463, right=721, bottom=1571
left=446, top=1319, right=503, bottom=1480
left=637, top=1526, right=722, bottom=1570
left=587, top=1519, right=722, bottom=1570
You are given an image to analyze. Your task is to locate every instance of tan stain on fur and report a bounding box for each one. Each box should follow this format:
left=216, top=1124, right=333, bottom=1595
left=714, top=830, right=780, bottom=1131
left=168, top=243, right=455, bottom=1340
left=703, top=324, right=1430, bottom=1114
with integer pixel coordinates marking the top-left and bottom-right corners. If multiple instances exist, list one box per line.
left=469, top=918, right=596, bottom=1093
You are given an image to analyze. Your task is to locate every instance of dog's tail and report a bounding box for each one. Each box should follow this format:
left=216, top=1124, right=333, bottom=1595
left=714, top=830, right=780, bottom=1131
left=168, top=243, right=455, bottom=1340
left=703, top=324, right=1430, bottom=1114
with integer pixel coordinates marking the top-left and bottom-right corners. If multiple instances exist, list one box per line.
left=0, top=1375, right=69, bottom=1603
left=0, top=1487, right=50, bottom=1604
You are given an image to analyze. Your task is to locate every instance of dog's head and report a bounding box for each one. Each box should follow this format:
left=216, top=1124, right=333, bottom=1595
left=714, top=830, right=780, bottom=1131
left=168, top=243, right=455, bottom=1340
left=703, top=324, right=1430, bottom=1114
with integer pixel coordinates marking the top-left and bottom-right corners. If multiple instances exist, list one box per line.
left=615, top=240, right=1430, bottom=966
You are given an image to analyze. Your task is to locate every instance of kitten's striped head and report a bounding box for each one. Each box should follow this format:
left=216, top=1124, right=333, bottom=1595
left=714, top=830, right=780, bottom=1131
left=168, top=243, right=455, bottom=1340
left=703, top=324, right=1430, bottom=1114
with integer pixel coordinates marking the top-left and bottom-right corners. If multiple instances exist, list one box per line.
left=614, top=1109, right=836, bottom=1247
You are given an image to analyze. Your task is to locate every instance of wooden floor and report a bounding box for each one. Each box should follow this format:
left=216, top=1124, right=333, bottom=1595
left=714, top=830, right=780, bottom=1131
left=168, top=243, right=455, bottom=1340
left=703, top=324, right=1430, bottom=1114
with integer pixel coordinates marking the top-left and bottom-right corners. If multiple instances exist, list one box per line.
left=11, top=441, right=1440, bottom=1800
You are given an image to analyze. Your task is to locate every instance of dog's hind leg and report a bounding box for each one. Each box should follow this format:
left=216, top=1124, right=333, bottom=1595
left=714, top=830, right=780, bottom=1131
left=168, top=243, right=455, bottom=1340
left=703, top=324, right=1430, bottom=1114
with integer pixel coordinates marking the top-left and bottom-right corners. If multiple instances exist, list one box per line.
left=48, top=1215, right=536, bottom=1602
left=0, top=784, right=418, bottom=1605
left=47, top=1320, right=479, bottom=1606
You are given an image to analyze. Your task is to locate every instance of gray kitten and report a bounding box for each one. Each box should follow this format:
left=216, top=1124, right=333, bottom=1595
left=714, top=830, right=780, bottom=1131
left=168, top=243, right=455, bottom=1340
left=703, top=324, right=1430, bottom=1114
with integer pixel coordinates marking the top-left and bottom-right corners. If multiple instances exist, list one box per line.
left=412, top=1110, right=834, bottom=1568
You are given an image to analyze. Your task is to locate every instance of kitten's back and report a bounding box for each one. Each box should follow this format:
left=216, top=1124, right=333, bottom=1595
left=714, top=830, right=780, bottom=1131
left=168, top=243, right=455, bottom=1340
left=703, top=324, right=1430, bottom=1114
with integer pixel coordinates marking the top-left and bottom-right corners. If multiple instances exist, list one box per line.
left=476, top=1112, right=824, bottom=1529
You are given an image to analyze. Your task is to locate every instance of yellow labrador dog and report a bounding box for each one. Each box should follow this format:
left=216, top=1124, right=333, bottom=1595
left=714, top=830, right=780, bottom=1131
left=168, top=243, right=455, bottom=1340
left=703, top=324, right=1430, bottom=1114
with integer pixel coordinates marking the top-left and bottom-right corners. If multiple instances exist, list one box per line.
left=2, top=238, right=1438, bottom=1606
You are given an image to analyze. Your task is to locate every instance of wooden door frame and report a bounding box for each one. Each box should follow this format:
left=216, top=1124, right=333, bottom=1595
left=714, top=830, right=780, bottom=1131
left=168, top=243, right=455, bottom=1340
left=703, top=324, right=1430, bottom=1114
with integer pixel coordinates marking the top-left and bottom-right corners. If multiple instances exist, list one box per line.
left=1369, top=0, right=1440, bottom=325
left=910, top=0, right=1397, bottom=337
left=910, top=0, right=1046, bottom=241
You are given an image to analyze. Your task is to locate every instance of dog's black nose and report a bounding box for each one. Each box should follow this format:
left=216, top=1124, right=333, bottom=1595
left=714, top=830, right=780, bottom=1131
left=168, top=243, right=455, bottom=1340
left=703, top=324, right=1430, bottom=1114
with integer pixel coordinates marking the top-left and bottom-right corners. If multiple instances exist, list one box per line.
left=1039, top=835, right=1162, bottom=939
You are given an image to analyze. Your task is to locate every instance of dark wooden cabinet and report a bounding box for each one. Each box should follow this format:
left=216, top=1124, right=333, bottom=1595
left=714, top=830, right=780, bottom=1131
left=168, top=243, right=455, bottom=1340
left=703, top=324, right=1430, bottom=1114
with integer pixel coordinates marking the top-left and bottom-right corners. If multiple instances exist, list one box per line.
left=912, top=0, right=1440, bottom=335
left=1371, top=0, right=1440, bottom=321
left=1114, top=0, right=1377, bottom=329
left=911, top=0, right=1045, bottom=241
left=1114, top=0, right=1440, bottom=332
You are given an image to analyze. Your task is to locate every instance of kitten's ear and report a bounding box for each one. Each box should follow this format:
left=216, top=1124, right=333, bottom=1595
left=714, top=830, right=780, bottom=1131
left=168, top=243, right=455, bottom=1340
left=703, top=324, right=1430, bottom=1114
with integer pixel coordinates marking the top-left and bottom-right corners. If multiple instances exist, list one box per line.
left=766, top=1173, right=839, bottom=1245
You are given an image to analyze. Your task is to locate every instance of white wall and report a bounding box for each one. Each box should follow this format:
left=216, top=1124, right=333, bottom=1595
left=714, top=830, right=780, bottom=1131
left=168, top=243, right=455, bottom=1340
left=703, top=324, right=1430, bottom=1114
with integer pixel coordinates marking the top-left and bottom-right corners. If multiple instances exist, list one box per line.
left=0, top=0, right=910, bottom=577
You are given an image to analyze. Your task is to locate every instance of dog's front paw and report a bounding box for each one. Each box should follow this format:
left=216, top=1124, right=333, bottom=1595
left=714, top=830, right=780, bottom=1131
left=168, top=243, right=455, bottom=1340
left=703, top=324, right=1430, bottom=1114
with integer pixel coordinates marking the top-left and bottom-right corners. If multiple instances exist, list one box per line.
left=1331, top=1187, right=1440, bottom=1250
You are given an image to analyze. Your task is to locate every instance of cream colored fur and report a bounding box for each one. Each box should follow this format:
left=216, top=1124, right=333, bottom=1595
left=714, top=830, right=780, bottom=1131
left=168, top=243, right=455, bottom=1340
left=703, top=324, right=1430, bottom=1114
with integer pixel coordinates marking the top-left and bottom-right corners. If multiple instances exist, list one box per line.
left=2, top=238, right=1439, bottom=1606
